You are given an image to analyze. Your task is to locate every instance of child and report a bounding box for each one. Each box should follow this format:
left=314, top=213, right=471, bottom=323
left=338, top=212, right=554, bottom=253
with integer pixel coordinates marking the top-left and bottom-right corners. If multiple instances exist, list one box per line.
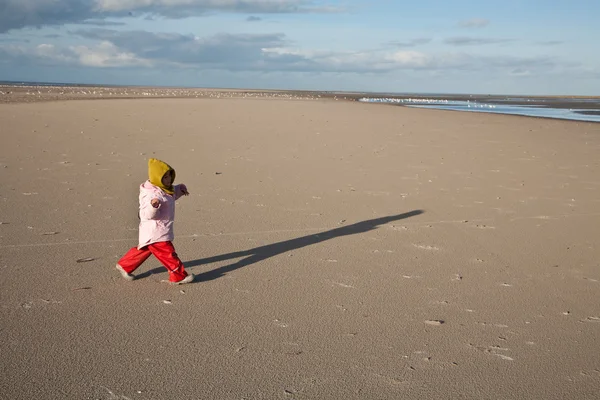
left=116, top=158, right=194, bottom=284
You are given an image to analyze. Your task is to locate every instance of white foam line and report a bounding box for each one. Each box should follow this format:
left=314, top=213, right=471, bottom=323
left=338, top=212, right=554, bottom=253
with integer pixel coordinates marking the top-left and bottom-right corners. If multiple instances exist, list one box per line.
left=3, top=212, right=600, bottom=249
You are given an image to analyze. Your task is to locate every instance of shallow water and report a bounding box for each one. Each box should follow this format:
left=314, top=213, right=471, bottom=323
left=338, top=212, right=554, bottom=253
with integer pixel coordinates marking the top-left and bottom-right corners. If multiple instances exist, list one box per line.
left=358, top=97, right=600, bottom=123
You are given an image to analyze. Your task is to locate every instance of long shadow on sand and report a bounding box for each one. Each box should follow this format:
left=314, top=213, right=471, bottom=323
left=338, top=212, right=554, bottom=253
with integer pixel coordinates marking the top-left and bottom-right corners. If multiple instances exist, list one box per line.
left=137, top=209, right=423, bottom=282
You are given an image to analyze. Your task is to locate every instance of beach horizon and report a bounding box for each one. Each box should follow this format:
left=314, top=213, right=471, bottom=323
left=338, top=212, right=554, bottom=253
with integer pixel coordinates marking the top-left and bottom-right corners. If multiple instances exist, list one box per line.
left=2, top=81, right=599, bottom=122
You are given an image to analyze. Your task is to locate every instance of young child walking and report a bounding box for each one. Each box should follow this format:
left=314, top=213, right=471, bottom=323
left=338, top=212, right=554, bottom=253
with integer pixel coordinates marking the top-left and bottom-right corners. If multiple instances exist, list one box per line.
left=116, top=158, right=194, bottom=284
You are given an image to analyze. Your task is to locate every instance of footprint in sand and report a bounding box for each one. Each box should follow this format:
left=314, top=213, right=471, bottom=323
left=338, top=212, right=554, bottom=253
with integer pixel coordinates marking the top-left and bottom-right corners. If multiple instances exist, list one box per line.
left=273, top=319, right=289, bottom=328
left=478, top=322, right=508, bottom=328
left=413, top=244, right=440, bottom=251
left=328, top=280, right=354, bottom=289
left=469, top=343, right=513, bottom=361
left=20, top=299, right=62, bottom=309
left=370, top=372, right=408, bottom=387
left=93, top=385, right=135, bottom=400
left=474, top=224, right=495, bottom=229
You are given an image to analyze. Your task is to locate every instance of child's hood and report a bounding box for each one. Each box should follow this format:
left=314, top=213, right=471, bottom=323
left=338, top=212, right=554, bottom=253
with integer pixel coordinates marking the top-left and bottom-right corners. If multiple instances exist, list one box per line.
left=147, top=158, right=176, bottom=195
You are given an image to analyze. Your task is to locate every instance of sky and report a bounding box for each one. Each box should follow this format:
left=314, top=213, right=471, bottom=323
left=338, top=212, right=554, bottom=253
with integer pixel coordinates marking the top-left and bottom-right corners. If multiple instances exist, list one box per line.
left=0, top=0, right=599, bottom=95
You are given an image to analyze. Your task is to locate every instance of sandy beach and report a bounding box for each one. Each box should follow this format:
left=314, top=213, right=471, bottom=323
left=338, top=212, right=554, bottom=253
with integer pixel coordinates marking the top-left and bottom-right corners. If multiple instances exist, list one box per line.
left=1, top=92, right=599, bottom=399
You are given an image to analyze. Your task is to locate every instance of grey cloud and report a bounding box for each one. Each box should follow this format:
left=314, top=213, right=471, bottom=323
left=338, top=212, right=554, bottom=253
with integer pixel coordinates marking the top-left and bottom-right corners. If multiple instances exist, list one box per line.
left=52, top=28, right=382, bottom=73
left=73, top=29, right=291, bottom=67
left=0, top=41, right=152, bottom=68
left=445, top=37, right=514, bottom=46
left=0, top=43, right=75, bottom=66
left=510, top=68, right=531, bottom=76
left=78, top=20, right=127, bottom=27
left=246, top=16, right=262, bottom=22
left=395, top=52, right=558, bottom=73
left=96, top=0, right=341, bottom=16
left=72, top=29, right=427, bottom=73
left=0, top=0, right=96, bottom=33
left=0, top=37, right=30, bottom=43
left=536, top=40, right=562, bottom=46
left=388, top=38, right=431, bottom=47
left=73, top=29, right=562, bottom=74
left=1, top=28, right=566, bottom=77
left=458, top=18, right=490, bottom=28
left=0, top=0, right=341, bottom=32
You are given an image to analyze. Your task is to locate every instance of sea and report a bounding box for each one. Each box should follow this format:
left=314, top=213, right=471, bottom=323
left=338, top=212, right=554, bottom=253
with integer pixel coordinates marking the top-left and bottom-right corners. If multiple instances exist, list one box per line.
left=357, top=96, right=600, bottom=123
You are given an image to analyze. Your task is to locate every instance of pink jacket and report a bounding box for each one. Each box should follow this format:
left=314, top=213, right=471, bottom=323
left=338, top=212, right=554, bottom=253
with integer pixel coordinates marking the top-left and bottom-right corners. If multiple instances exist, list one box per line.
left=138, top=180, right=186, bottom=249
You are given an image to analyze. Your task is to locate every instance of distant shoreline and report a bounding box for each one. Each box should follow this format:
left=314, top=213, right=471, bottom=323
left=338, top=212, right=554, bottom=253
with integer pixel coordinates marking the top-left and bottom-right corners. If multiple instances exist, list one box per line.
left=1, top=82, right=599, bottom=122
left=1, top=81, right=599, bottom=104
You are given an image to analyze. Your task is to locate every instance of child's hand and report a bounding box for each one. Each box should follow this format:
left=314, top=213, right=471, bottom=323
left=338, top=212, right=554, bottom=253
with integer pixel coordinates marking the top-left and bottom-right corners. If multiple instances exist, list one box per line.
left=151, top=198, right=160, bottom=208
left=180, top=184, right=189, bottom=196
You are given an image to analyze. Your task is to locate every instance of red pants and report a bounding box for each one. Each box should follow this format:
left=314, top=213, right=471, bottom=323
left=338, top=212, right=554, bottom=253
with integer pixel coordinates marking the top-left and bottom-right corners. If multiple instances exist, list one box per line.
left=118, top=241, right=189, bottom=282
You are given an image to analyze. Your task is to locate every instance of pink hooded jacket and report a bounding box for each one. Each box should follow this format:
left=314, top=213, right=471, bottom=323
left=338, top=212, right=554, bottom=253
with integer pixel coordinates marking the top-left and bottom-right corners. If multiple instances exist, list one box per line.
left=138, top=181, right=186, bottom=249
left=137, top=158, right=187, bottom=249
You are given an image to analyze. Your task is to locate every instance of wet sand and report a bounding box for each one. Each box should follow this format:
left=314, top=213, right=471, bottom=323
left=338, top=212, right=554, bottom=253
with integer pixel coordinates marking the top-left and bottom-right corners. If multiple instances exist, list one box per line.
left=1, top=92, right=599, bottom=399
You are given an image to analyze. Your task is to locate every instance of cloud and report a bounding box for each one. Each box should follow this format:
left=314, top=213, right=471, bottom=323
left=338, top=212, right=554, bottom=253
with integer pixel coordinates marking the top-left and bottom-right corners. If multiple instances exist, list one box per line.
left=71, top=41, right=153, bottom=67
left=459, top=18, right=490, bottom=28
left=383, top=51, right=433, bottom=68
left=71, top=29, right=437, bottom=73
left=0, top=0, right=96, bottom=33
left=536, top=40, right=562, bottom=46
left=0, top=0, right=342, bottom=32
left=73, top=29, right=290, bottom=68
left=388, top=38, right=431, bottom=47
left=246, top=16, right=262, bottom=22
left=0, top=43, right=75, bottom=66
left=77, top=19, right=127, bottom=27
left=510, top=68, right=531, bottom=77
left=0, top=28, right=570, bottom=79
left=0, top=36, right=30, bottom=43
left=95, top=0, right=341, bottom=14
left=0, top=41, right=150, bottom=68
left=444, top=37, right=514, bottom=46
